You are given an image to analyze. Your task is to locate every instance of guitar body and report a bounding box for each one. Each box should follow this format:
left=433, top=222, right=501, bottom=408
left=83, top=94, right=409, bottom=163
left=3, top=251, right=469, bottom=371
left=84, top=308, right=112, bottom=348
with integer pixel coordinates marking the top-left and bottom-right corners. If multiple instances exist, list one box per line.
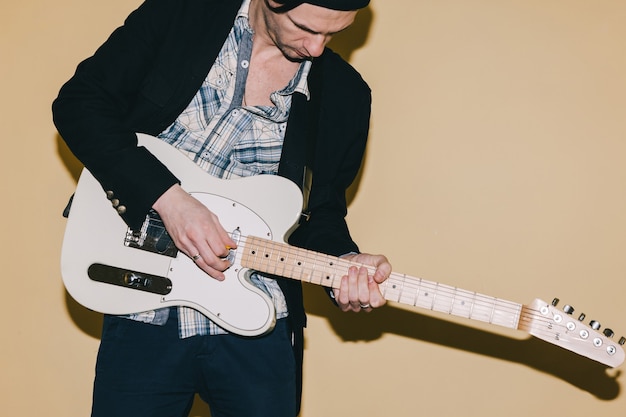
left=61, top=133, right=303, bottom=336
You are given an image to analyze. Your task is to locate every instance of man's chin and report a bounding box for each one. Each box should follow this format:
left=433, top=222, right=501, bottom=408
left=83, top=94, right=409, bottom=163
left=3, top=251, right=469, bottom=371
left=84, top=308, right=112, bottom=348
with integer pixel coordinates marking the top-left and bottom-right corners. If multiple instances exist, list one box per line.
left=282, top=48, right=312, bottom=62
left=285, top=55, right=307, bottom=63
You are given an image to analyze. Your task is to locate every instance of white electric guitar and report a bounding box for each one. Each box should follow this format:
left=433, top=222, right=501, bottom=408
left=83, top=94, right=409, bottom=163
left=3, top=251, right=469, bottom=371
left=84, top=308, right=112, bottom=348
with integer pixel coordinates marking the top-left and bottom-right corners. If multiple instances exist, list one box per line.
left=61, top=134, right=625, bottom=368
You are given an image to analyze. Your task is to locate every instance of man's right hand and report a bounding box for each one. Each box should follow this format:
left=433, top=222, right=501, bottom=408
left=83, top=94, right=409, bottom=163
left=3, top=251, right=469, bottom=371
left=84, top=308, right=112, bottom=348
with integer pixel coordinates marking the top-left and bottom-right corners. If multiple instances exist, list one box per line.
left=152, top=184, right=237, bottom=280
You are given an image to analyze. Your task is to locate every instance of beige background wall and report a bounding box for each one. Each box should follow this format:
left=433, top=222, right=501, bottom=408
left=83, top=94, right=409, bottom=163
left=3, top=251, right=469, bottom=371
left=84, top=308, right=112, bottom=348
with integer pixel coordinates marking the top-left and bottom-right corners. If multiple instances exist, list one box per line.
left=2, top=0, right=625, bottom=415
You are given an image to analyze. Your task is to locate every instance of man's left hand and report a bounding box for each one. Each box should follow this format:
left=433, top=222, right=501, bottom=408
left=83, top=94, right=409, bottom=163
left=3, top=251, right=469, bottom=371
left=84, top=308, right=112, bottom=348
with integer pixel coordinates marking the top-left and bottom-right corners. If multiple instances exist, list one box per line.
left=332, top=253, right=391, bottom=312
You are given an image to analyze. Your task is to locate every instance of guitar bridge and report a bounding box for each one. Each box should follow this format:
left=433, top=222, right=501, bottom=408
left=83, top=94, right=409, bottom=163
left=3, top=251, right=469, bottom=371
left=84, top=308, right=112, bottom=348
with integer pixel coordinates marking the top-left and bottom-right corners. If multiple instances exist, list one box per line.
left=124, top=209, right=178, bottom=257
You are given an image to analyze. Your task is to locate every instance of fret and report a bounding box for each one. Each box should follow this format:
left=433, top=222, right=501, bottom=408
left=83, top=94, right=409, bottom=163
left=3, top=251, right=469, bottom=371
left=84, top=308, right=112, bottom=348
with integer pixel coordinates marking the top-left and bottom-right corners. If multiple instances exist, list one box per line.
left=469, top=295, right=498, bottom=324
left=309, top=253, right=332, bottom=287
left=415, top=279, right=439, bottom=311
left=382, top=275, right=403, bottom=303
left=270, top=242, right=288, bottom=277
left=431, top=282, right=456, bottom=314
left=491, top=299, right=521, bottom=329
left=449, top=288, right=476, bottom=319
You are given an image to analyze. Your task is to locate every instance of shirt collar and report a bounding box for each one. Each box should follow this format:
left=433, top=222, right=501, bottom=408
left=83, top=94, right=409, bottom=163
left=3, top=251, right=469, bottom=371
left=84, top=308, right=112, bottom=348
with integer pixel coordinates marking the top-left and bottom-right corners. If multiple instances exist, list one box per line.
left=236, top=0, right=311, bottom=100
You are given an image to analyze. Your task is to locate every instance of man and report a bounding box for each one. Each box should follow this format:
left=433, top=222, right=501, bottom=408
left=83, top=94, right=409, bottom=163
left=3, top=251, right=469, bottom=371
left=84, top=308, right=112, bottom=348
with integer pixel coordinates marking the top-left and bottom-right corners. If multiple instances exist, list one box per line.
left=53, top=0, right=391, bottom=416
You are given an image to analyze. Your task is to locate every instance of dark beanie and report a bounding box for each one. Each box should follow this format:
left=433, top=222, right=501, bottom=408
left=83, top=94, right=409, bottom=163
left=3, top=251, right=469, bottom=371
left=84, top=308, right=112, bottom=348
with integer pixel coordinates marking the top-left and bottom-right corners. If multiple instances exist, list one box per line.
left=277, top=1, right=370, bottom=11
left=305, top=0, right=370, bottom=10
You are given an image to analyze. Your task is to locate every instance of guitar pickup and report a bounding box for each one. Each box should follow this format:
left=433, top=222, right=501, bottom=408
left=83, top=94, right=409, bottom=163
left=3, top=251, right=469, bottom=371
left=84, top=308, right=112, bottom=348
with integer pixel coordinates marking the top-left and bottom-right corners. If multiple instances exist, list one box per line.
left=124, top=209, right=178, bottom=258
left=88, top=263, right=172, bottom=295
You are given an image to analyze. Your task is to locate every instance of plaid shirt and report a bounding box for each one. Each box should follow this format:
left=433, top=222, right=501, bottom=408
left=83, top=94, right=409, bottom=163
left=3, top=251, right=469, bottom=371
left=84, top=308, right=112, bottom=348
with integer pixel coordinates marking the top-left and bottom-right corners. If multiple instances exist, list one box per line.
left=126, top=0, right=311, bottom=337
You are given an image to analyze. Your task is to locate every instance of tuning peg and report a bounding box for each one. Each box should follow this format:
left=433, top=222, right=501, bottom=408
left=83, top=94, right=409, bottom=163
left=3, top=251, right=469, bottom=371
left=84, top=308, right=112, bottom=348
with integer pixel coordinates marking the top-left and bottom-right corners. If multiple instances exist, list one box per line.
left=603, top=328, right=615, bottom=338
left=578, top=313, right=586, bottom=321
left=619, top=337, right=625, bottom=346
left=590, top=320, right=601, bottom=331
left=563, top=304, right=575, bottom=315
left=552, top=298, right=560, bottom=306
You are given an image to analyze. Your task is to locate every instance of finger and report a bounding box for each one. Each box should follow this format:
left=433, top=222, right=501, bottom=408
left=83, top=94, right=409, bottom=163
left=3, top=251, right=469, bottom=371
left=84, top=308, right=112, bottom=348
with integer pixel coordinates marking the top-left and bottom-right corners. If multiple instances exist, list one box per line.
left=357, top=266, right=371, bottom=307
left=191, top=252, right=228, bottom=281
left=336, top=274, right=351, bottom=306
left=367, top=276, right=386, bottom=308
left=208, top=238, right=235, bottom=259
left=372, top=260, right=392, bottom=284
left=347, top=266, right=363, bottom=311
left=336, top=274, right=355, bottom=312
left=205, top=213, right=238, bottom=256
left=188, top=240, right=231, bottom=276
left=349, top=253, right=391, bottom=284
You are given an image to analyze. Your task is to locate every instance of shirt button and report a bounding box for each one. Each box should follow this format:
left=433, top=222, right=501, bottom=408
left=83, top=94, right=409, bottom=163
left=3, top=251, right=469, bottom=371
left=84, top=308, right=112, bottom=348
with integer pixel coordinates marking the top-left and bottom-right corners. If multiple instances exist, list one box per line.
left=116, top=206, right=127, bottom=215
left=241, top=60, right=249, bottom=69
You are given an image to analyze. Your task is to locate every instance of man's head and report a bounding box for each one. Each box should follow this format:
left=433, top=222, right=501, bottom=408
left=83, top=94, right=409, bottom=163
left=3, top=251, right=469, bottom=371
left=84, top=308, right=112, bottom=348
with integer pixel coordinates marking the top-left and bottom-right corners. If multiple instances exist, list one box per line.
left=257, top=0, right=368, bottom=61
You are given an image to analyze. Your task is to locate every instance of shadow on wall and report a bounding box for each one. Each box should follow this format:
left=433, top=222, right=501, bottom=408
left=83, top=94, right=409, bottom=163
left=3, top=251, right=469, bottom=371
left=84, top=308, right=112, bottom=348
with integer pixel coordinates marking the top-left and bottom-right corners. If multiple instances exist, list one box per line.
left=303, top=286, right=623, bottom=401
left=327, top=5, right=373, bottom=62
left=328, top=7, right=374, bottom=207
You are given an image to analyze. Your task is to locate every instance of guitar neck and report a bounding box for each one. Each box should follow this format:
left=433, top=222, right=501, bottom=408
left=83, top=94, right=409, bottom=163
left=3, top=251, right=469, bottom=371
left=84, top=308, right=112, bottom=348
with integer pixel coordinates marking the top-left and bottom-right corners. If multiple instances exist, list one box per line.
left=240, top=236, right=523, bottom=331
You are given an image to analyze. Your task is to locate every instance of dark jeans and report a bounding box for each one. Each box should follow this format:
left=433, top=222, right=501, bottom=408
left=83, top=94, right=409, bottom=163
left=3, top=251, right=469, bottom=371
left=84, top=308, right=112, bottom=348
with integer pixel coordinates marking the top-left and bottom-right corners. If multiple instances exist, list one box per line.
left=91, top=310, right=298, bottom=417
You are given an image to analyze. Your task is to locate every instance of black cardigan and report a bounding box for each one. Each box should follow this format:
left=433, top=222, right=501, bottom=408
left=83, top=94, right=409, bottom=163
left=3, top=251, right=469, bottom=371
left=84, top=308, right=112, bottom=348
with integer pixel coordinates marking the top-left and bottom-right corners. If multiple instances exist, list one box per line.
left=53, top=0, right=372, bottom=329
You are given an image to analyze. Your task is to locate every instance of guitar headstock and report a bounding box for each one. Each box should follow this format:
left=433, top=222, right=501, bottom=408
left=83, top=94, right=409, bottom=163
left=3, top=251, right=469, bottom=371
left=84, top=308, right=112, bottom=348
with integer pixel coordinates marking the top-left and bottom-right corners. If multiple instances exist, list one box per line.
left=521, top=298, right=625, bottom=368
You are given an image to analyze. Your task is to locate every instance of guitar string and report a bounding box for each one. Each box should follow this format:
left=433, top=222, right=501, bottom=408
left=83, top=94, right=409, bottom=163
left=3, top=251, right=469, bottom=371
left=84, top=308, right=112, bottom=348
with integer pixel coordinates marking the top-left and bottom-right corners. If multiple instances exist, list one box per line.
left=237, top=234, right=524, bottom=316
left=512, top=306, right=621, bottom=359
left=233, top=234, right=525, bottom=325
left=518, top=311, right=612, bottom=353
left=230, top=234, right=618, bottom=353
left=239, top=235, right=559, bottom=332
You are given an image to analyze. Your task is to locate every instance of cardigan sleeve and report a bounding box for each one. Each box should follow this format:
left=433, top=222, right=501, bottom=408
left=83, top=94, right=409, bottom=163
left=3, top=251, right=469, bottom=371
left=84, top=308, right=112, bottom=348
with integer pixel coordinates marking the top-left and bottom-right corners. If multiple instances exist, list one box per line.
left=52, top=0, right=185, bottom=230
